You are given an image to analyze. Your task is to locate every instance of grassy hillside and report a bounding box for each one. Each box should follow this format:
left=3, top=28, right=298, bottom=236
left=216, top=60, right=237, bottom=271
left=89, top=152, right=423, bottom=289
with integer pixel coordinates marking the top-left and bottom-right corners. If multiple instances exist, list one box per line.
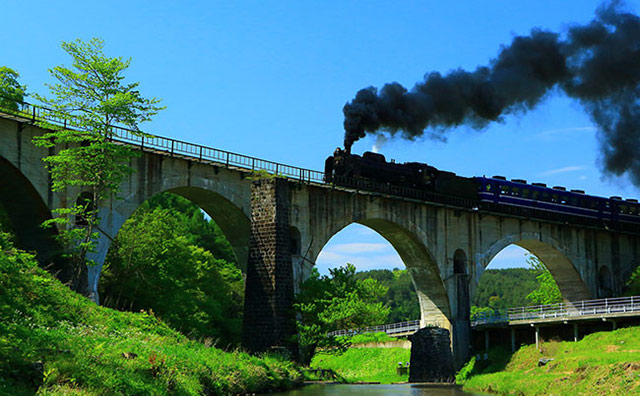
left=0, top=232, right=301, bottom=395
left=458, top=327, right=640, bottom=395
left=310, top=346, right=409, bottom=384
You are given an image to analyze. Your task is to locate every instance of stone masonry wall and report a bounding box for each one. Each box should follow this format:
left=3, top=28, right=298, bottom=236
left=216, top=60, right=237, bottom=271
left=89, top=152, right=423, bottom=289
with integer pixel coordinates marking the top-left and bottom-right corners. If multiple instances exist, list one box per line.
left=409, top=327, right=455, bottom=383
left=242, top=178, right=297, bottom=356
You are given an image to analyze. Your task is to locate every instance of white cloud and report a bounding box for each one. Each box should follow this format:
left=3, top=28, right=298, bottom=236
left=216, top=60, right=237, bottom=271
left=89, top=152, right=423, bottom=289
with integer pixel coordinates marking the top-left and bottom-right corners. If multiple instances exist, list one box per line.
left=533, top=126, right=596, bottom=140
left=316, top=250, right=344, bottom=263
left=538, top=165, right=587, bottom=177
left=488, top=245, right=530, bottom=269
left=328, top=242, right=390, bottom=254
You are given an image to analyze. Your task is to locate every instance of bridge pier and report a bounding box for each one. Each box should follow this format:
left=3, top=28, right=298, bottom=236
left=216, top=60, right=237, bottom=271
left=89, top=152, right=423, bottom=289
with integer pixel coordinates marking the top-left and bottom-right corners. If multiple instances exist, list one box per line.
left=242, top=179, right=297, bottom=357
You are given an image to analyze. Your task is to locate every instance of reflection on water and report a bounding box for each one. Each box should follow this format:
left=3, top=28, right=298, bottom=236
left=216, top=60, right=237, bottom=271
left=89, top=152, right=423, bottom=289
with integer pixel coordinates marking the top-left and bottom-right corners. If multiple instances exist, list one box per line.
left=265, top=384, right=488, bottom=396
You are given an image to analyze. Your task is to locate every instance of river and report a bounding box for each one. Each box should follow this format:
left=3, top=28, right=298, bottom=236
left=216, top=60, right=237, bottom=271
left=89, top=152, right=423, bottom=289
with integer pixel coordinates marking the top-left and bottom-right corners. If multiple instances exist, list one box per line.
left=265, top=384, right=488, bottom=395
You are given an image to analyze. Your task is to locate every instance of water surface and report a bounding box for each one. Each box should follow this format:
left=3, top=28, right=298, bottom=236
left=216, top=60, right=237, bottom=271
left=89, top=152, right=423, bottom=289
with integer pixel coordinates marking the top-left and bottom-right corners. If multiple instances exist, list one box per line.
left=265, top=384, right=488, bottom=396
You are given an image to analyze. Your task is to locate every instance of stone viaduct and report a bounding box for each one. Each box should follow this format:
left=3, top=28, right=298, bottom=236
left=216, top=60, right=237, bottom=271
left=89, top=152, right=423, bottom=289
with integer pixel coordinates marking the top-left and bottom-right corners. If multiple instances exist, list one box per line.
left=2, top=111, right=639, bottom=368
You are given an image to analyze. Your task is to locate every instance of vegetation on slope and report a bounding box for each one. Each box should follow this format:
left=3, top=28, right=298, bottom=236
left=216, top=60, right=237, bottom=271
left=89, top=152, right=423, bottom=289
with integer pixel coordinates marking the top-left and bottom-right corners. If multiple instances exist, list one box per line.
left=0, top=232, right=301, bottom=395
left=342, top=332, right=400, bottom=345
left=310, top=347, right=410, bottom=384
left=457, top=327, right=640, bottom=396
left=295, top=264, right=390, bottom=365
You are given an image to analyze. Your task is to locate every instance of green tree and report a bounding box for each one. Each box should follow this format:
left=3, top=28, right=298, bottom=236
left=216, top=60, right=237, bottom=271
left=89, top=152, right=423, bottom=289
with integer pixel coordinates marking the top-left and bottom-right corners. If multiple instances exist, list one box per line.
left=0, top=66, right=26, bottom=111
left=624, top=265, right=640, bottom=296
left=295, top=264, right=390, bottom=365
left=526, top=255, right=563, bottom=305
left=32, top=38, right=164, bottom=291
left=100, top=193, right=243, bottom=345
left=355, top=268, right=420, bottom=322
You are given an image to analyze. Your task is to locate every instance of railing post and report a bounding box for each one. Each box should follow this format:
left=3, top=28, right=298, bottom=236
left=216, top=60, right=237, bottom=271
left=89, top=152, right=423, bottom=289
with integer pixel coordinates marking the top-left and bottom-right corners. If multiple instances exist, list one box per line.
left=141, top=136, right=145, bottom=149
left=199, top=146, right=203, bottom=160
left=32, top=106, right=36, bottom=122
left=226, top=152, right=230, bottom=167
left=275, top=163, right=279, bottom=176
left=252, top=158, right=255, bottom=170
left=171, top=140, right=174, bottom=156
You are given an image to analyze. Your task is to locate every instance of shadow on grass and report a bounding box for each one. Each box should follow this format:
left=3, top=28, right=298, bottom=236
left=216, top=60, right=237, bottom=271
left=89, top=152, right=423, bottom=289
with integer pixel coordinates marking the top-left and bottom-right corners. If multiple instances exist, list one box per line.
left=457, top=346, right=514, bottom=382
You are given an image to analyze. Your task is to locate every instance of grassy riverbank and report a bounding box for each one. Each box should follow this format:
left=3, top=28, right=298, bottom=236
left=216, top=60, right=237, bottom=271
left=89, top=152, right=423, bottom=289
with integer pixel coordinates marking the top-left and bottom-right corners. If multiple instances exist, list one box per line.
left=0, top=233, right=302, bottom=395
left=310, top=333, right=410, bottom=384
left=457, top=326, right=640, bottom=395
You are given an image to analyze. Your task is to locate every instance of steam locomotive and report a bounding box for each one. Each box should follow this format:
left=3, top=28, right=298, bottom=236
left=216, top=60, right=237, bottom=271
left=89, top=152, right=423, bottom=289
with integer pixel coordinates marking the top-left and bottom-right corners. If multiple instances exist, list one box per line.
left=324, top=148, right=640, bottom=226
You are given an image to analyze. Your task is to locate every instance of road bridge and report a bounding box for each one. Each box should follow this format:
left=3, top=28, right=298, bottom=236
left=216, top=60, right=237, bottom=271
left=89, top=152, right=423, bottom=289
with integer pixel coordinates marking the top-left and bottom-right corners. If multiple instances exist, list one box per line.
left=331, top=295, right=640, bottom=352
left=2, top=100, right=640, bottom=368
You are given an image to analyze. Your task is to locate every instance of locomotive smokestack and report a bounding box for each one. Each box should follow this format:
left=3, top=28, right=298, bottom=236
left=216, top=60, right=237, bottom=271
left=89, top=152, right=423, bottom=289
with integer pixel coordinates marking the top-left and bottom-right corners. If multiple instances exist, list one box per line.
left=343, top=1, right=640, bottom=186
left=344, top=139, right=352, bottom=154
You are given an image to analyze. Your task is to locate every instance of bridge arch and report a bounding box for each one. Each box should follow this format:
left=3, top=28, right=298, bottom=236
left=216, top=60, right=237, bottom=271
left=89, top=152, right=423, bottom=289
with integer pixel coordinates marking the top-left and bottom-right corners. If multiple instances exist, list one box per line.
left=312, top=218, right=452, bottom=330
left=88, top=173, right=251, bottom=303
left=479, top=233, right=591, bottom=302
left=0, top=156, right=67, bottom=276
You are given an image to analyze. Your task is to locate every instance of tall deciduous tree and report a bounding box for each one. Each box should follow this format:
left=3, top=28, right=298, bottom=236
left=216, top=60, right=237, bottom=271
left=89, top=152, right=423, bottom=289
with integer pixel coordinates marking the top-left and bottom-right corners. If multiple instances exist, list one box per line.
left=0, top=66, right=26, bottom=111
left=32, top=38, right=164, bottom=292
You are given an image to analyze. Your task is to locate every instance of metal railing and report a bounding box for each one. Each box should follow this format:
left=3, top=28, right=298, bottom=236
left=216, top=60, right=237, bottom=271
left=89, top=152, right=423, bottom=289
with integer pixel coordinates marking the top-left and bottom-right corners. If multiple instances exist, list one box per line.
left=0, top=97, right=326, bottom=184
left=328, top=320, right=421, bottom=337
left=471, top=295, right=640, bottom=326
left=329, top=295, right=640, bottom=337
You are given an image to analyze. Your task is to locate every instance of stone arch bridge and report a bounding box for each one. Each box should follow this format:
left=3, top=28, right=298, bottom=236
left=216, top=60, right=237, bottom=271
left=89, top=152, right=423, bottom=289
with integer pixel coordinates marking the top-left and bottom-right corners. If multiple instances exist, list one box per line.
left=1, top=111, right=639, bottom=368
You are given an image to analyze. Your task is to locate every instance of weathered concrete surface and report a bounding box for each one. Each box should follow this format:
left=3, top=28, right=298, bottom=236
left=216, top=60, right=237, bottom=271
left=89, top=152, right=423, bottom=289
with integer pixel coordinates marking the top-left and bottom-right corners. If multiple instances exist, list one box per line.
left=3, top=116, right=640, bottom=365
left=409, top=327, right=455, bottom=383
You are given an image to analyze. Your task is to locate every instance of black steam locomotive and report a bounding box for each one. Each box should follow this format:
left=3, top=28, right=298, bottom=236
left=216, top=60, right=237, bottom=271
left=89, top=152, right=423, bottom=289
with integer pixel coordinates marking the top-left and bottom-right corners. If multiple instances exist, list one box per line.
left=324, top=148, right=640, bottom=226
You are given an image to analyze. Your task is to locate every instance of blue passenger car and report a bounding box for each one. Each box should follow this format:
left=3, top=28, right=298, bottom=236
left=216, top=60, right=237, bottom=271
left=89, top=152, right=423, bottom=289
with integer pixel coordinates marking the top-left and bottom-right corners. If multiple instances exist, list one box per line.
left=474, top=177, right=640, bottom=224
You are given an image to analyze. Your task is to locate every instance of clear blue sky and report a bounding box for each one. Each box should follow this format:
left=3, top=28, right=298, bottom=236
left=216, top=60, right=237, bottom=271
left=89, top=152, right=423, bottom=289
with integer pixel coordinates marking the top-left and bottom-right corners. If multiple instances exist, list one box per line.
left=3, top=0, right=639, bottom=273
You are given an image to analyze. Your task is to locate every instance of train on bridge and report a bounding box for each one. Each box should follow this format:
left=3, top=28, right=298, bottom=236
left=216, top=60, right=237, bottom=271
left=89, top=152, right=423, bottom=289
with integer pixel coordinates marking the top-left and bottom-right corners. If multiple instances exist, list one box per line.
left=324, top=148, right=640, bottom=225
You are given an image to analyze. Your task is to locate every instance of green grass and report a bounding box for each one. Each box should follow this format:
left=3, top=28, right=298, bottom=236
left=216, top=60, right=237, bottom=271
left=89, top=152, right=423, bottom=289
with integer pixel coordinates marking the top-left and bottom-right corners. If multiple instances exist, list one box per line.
left=0, top=233, right=302, bottom=395
left=457, top=327, right=640, bottom=395
left=310, top=347, right=410, bottom=384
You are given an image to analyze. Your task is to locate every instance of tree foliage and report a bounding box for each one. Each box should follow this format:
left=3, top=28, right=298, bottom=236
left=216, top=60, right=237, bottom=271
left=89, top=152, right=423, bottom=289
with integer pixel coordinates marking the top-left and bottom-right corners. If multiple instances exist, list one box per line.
left=0, top=66, right=26, bottom=111
left=355, top=268, right=420, bottom=322
left=295, top=264, right=389, bottom=365
left=526, top=254, right=563, bottom=305
left=100, top=193, right=243, bottom=346
left=472, top=268, right=540, bottom=312
left=624, top=265, right=640, bottom=296
left=31, top=38, right=163, bottom=291
left=36, top=38, right=163, bottom=131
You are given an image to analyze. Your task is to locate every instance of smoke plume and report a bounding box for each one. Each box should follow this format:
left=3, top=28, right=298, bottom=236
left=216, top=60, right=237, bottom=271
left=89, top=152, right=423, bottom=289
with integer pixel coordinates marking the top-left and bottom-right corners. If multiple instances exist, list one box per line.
left=343, top=1, right=640, bottom=185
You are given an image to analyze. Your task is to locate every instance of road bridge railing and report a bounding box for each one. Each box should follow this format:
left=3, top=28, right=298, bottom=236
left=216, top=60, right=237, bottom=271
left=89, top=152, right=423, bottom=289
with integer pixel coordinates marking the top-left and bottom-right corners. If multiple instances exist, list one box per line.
left=471, top=295, right=640, bottom=326
left=328, top=320, right=421, bottom=337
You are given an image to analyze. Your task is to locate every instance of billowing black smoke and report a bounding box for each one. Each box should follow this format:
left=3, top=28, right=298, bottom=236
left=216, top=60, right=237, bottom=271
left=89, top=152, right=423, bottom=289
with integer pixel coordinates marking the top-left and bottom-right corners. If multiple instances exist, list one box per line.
left=343, top=1, right=640, bottom=185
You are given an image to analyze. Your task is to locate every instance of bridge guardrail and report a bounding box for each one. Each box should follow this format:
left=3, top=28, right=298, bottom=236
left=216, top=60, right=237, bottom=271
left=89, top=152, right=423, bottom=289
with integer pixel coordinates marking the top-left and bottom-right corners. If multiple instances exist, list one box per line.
left=4, top=96, right=640, bottom=232
left=0, top=96, right=326, bottom=184
left=330, top=295, right=640, bottom=337
left=328, top=320, right=421, bottom=337
left=471, top=295, right=640, bottom=326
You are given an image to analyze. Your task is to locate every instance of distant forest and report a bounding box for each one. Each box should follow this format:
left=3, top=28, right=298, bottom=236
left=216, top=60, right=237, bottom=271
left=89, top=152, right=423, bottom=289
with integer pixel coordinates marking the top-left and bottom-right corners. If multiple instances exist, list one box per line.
left=355, top=266, right=542, bottom=322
